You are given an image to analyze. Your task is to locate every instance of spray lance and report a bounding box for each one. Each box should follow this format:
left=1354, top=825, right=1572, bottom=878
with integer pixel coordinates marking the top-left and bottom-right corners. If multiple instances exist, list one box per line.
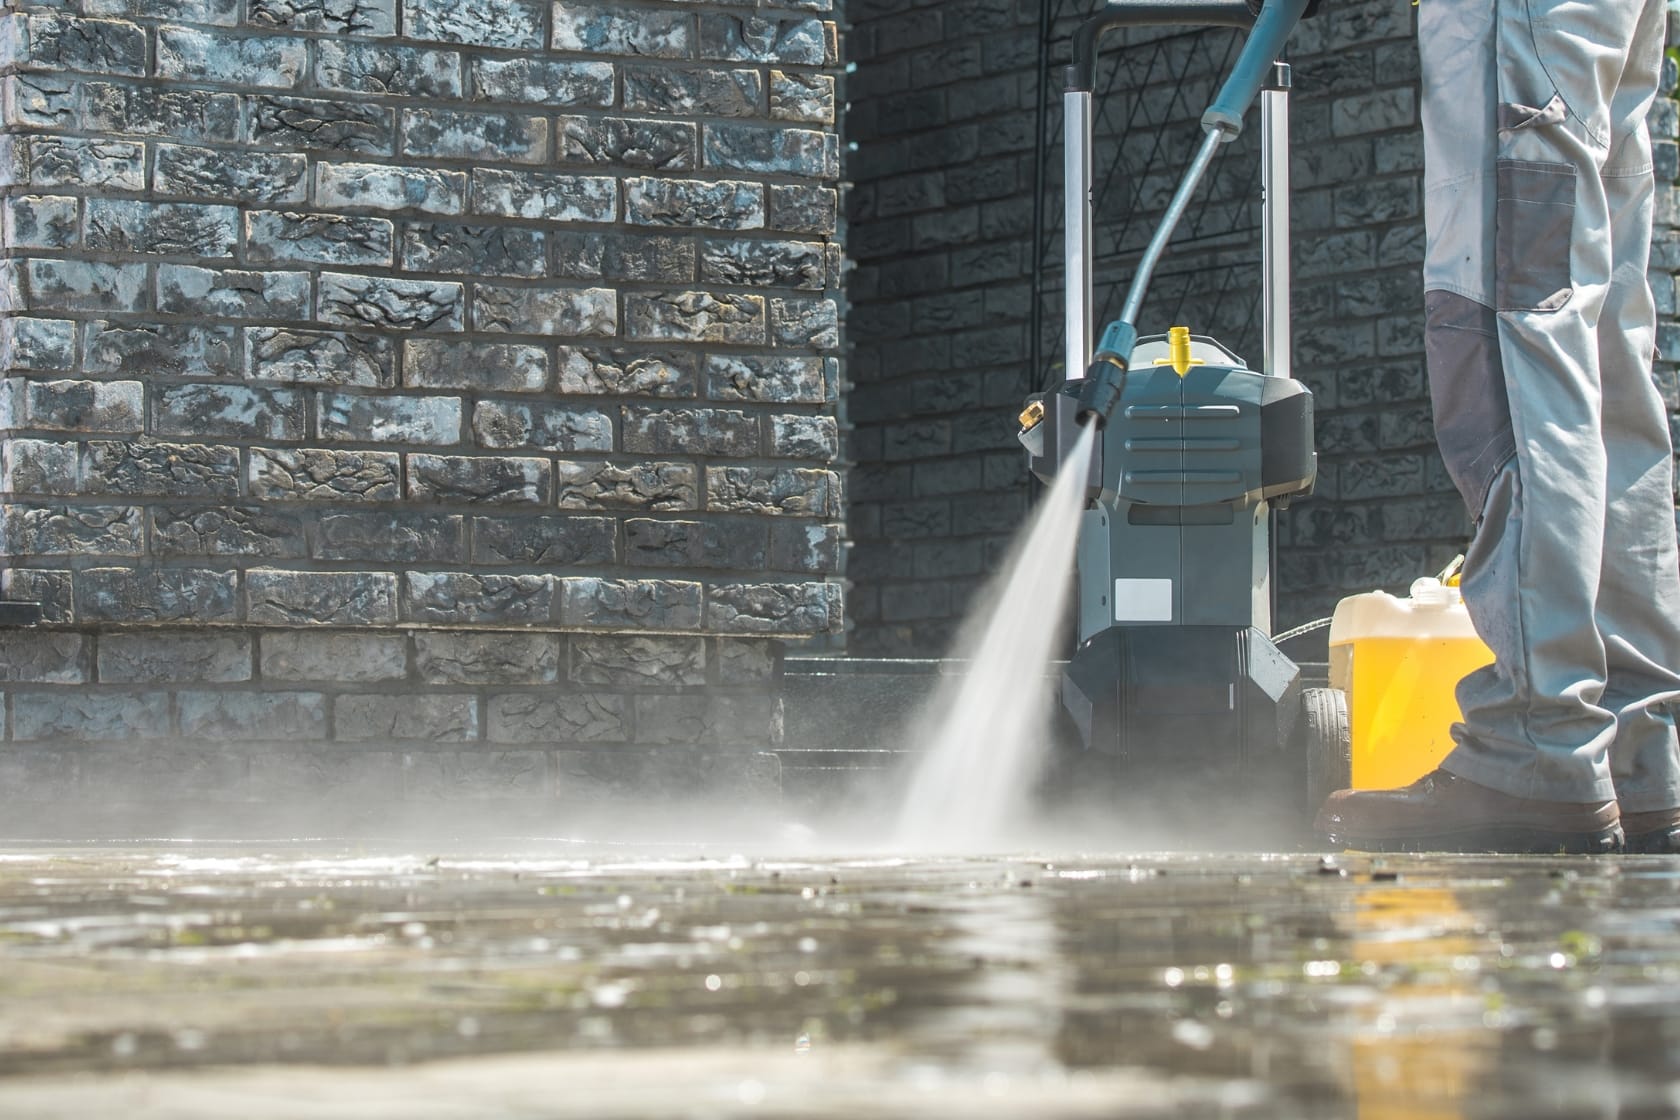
left=1063, top=0, right=1317, bottom=430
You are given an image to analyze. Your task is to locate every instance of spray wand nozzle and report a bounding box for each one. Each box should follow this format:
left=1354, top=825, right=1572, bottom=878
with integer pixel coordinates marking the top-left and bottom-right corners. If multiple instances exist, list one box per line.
left=1074, top=320, right=1136, bottom=428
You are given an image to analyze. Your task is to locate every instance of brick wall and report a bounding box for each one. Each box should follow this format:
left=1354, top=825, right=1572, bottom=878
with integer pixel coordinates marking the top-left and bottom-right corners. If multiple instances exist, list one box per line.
left=846, top=0, right=1680, bottom=655
left=0, top=0, right=843, bottom=799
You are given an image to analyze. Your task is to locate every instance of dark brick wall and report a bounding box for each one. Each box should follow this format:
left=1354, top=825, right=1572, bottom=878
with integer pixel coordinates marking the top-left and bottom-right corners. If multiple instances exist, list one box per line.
left=845, top=0, right=1680, bottom=656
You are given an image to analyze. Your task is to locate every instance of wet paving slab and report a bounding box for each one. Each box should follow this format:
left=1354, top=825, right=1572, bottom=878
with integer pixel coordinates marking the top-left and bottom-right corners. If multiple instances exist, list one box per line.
left=0, top=841, right=1678, bottom=1118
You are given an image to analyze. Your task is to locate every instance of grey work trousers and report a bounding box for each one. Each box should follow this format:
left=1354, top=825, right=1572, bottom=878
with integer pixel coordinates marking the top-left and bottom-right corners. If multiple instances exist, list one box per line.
left=1421, top=0, right=1680, bottom=808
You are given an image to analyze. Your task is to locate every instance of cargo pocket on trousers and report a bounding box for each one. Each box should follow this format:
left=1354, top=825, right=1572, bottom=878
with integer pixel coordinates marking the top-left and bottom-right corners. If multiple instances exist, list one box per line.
left=1425, top=290, right=1516, bottom=515
left=1495, top=159, right=1575, bottom=312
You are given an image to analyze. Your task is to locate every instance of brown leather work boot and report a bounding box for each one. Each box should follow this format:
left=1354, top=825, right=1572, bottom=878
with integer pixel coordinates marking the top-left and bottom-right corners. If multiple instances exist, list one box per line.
left=1623, top=807, right=1680, bottom=854
left=1315, top=769, right=1622, bottom=853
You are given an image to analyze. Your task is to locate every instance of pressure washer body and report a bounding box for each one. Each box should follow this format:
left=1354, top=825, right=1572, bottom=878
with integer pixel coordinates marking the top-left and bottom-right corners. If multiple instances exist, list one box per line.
left=1019, top=0, right=1330, bottom=792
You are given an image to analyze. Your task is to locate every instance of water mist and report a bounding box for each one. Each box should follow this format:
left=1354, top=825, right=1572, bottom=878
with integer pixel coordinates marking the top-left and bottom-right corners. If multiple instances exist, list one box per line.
left=892, top=424, right=1097, bottom=851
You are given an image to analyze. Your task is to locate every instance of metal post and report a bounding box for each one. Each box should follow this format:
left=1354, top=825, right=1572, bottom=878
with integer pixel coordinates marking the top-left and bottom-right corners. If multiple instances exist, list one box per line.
left=1064, top=88, right=1093, bottom=382
left=1261, top=62, right=1291, bottom=380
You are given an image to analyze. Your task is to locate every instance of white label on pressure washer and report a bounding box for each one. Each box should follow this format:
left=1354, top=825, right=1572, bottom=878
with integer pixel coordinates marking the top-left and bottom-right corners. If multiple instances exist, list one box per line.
left=1114, top=578, right=1173, bottom=622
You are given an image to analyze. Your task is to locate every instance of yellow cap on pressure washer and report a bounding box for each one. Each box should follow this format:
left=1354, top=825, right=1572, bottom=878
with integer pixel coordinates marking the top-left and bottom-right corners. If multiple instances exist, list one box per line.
left=1018, top=399, right=1045, bottom=431
left=1152, top=326, right=1204, bottom=377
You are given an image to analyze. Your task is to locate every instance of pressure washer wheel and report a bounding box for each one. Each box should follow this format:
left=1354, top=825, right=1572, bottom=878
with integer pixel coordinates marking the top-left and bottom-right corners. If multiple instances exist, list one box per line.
left=1301, top=687, right=1351, bottom=812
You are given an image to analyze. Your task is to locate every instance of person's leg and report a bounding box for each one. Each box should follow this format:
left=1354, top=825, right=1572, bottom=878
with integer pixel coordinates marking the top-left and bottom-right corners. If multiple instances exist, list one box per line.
left=1594, top=0, right=1680, bottom=822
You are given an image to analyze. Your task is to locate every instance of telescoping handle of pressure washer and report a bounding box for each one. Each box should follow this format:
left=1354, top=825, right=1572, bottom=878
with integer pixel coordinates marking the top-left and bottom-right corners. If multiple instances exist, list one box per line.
left=1064, top=0, right=1312, bottom=426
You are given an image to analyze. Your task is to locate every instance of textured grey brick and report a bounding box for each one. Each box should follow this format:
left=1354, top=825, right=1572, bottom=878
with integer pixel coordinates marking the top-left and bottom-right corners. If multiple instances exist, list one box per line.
left=157, top=265, right=310, bottom=320
left=9, top=136, right=145, bottom=192
left=699, top=13, right=831, bottom=65
left=770, top=521, right=840, bottom=573
left=3, top=439, right=78, bottom=495
left=700, top=239, right=826, bottom=290
left=706, top=466, right=836, bottom=515
left=178, top=690, right=327, bottom=740
left=3, top=504, right=142, bottom=555
left=23, top=379, right=142, bottom=432
left=770, top=70, right=835, bottom=123
left=768, top=184, right=837, bottom=235
left=317, top=40, right=460, bottom=98
left=556, top=116, right=696, bottom=171
left=152, top=505, right=306, bottom=558
left=716, top=637, right=778, bottom=684
left=708, top=581, right=839, bottom=634
left=5, top=73, right=78, bottom=131
left=623, top=66, right=761, bottom=118
left=626, top=291, right=764, bottom=344
left=624, top=517, right=766, bottom=570
left=250, top=750, right=402, bottom=801
left=2, top=568, right=73, bottom=623
left=0, top=631, right=87, bottom=683
left=406, top=453, right=549, bottom=505
left=249, top=447, right=400, bottom=501
left=251, top=95, right=393, bottom=154
left=77, top=566, right=238, bottom=623
left=552, top=4, right=691, bottom=58
left=403, top=0, right=544, bottom=49
left=472, top=57, right=615, bottom=107
left=154, top=384, right=304, bottom=441
left=23, top=260, right=147, bottom=313
left=84, top=200, right=239, bottom=258
left=474, top=284, right=616, bottom=337
left=557, top=576, right=702, bottom=630
left=248, top=0, right=397, bottom=35
left=154, top=144, right=307, bottom=204
left=623, top=406, right=758, bottom=456
left=246, top=210, right=394, bottom=267
left=13, top=691, right=170, bottom=742
left=570, top=634, right=705, bottom=687
left=768, top=413, right=839, bottom=459
left=705, top=354, right=826, bottom=404
left=625, top=177, right=762, bottom=230
left=317, top=511, right=464, bottom=561
left=2, top=317, right=77, bottom=372
left=247, top=568, right=399, bottom=625
left=85, top=83, right=239, bottom=142
left=415, top=632, right=558, bottom=684
left=7, top=14, right=147, bottom=76
left=319, top=272, right=464, bottom=331
left=405, top=339, right=546, bottom=393
left=85, top=439, right=240, bottom=497
left=554, top=232, right=695, bottom=284
left=402, top=222, right=544, bottom=278
left=316, top=161, right=465, bottom=214
left=82, top=0, right=239, bottom=25
left=470, top=168, right=616, bottom=222
left=403, top=751, right=549, bottom=800
left=404, top=107, right=547, bottom=164
left=85, top=321, right=239, bottom=379
left=472, top=399, right=614, bottom=451
left=98, top=632, right=251, bottom=684
left=157, top=26, right=306, bottom=89
left=4, top=195, right=76, bottom=251
left=771, top=297, right=839, bottom=349
left=470, top=514, right=616, bottom=566
left=77, top=746, right=251, bottom=800
left=248, top=328, right=392, bottom=388
left=705, top=123, right=836, bottom=178
left=404, top=571, right=552, bottom=625
left=318, top=392, right=462, bottom=445
left=259, top=631, right=407, bottom=682
left=555, top=460, right=698, bottom=511
left=336, top=693, right=478, bottom=742
left=557, top=347, right=696, bottom=397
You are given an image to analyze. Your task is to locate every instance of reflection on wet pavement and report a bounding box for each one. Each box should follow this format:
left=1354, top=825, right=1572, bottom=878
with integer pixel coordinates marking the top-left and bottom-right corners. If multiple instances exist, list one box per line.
left=0, top=846, right=1678, bottom=1117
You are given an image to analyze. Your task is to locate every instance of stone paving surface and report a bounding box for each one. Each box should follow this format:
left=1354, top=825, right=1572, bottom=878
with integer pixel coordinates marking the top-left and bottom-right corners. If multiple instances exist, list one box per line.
left=0, top=837, right=1677, bottom=1117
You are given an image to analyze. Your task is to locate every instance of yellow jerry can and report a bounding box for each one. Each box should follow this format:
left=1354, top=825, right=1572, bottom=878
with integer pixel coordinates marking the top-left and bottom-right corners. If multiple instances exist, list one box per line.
left=1327, top=578, right=1495, bottom=790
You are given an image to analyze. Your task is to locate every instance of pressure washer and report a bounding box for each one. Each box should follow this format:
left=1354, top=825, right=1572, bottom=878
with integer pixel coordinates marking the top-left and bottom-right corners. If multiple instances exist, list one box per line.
left=1017, top=0, right=1354, bottom=809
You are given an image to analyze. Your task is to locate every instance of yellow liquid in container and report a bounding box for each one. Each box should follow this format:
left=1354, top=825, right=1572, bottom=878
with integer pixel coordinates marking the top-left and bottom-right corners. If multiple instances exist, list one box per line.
left=1329, top=581, right=1495, bottom=790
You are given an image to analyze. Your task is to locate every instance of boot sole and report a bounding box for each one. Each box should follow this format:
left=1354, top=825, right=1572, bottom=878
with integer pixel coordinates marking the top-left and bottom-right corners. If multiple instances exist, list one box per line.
left=1324, top=824, right=1623, bottom=855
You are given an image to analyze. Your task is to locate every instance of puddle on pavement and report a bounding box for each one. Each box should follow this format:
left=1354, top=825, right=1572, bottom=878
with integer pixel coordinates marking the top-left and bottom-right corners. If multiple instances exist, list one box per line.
left=0, top=845, right=1678, bottom=1117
